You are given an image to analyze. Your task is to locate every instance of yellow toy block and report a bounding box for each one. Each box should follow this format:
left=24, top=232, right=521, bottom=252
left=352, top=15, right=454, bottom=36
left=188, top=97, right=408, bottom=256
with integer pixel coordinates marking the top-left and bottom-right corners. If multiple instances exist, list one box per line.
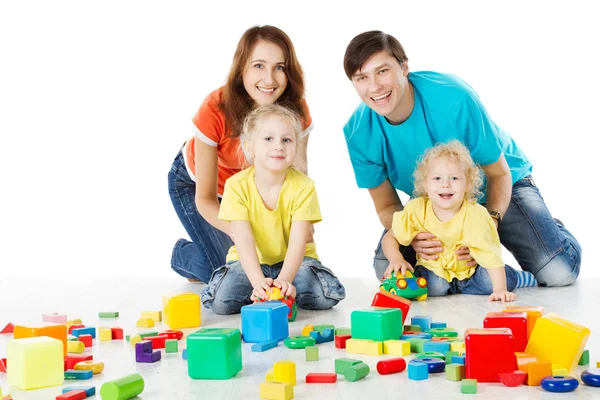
left=527, top=361, right=552, bottom=386
left=450, top=341, right=465, bottom=354
left=345, top=338, right=383, bottom=356
left=301, top=324, right=314, bottom=337
left=67, top=341, right=85, bottom=354
left=259, top=381, right=293, bottom=400
left=552, top=364, right=568, bottom=376
left=136, top=318, right=155, bottom=328
left=383, top=339, right=410, bottom=356
left=524, top=312, right=590, bottom=372
left=503, top=306, right=543, bottom=339
left=66, top=319, right=82, bottom=330
left=266, top=369, right=274, bottom=381
left=273, top=361, right=296, bottom=386
left=14, top=324, right=68, bottom=357
left=7, top=337, right=64, bottom=390
left=162, top=293, right=201, bottom=329
left=141, top=311, right=162, bottom=322
left=99, top=327, right=112, bottom=342
left=130, top=335, right=142, bottom=348
left=597, top=361, right=600, bottom=368
left=74, top=360, right=105, bottom=374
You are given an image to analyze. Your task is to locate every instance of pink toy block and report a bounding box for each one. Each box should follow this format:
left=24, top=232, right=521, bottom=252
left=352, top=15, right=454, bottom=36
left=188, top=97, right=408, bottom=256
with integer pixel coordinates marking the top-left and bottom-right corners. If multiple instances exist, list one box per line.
left=43, top=313, right=67, bottom=324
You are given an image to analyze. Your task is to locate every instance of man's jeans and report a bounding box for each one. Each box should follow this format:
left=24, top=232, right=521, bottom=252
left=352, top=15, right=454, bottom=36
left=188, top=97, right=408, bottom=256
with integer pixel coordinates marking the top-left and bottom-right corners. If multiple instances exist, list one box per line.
left=201, top=257, right=346, bottom=315
left=168, top=150, right=233, bottom=283
left=374, top=176, right=582, bottom=290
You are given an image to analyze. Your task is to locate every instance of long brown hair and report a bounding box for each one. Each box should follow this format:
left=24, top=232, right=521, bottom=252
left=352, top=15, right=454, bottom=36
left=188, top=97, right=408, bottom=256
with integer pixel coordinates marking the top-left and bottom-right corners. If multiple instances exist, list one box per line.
left=220, top=25, right=306, bottom=138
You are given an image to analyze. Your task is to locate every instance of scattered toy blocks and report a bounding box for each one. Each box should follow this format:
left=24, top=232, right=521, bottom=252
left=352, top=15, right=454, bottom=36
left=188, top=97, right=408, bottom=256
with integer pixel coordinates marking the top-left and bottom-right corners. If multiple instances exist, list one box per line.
left=7, top=337, right=64, bottom=390
left=371, top=289, right=411, bottom=324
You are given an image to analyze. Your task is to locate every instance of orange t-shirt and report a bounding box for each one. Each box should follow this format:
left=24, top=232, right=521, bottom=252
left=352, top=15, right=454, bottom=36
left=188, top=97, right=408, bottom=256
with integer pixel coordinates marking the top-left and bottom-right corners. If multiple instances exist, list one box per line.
left=184, top=87, right=313, bottom=195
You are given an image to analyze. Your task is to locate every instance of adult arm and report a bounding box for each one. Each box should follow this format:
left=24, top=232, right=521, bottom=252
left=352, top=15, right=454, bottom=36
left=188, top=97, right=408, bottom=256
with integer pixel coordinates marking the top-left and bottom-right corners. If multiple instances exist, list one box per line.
left=368, top=179, right=404, bottom=230
left=480, top=153, right=512, bottom=228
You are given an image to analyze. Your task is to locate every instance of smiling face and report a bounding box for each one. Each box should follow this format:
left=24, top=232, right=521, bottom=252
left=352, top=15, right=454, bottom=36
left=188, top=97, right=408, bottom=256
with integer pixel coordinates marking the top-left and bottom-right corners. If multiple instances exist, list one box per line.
left=242, top=40, right=288, bottom=106
left=425, top=156, right=468, bottom=214
left=248, top=114, right=297, bottom=174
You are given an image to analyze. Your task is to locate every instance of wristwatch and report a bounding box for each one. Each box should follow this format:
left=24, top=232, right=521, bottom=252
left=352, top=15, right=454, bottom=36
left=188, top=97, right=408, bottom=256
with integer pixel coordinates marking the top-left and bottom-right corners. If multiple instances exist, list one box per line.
left=488, top=211, right=502, bottom=225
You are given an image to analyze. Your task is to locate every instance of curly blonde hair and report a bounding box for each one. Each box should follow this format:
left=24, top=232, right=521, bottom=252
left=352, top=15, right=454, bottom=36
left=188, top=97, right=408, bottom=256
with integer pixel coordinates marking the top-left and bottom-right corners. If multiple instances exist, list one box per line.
left=412, top=140, right=483, bottom=202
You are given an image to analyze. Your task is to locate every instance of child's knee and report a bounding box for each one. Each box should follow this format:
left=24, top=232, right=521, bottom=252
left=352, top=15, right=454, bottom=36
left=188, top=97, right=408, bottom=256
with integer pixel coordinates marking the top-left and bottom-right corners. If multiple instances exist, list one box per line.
left=294, top=262, right=345, bottom=309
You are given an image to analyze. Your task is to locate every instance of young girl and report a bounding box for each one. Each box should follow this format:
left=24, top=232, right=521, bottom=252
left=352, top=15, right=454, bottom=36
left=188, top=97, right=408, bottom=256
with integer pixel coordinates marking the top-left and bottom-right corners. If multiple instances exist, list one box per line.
left=200, top=105, right=346, bottom=314
left=382, top=141, right=537, bottom=302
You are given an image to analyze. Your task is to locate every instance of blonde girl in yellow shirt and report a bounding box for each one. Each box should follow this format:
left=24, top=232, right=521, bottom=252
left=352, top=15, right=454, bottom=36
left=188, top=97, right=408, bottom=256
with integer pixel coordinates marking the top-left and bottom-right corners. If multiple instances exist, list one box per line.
left=200, top=105, right=345, bottom=314
left=382, top=141, right=537, bottom=302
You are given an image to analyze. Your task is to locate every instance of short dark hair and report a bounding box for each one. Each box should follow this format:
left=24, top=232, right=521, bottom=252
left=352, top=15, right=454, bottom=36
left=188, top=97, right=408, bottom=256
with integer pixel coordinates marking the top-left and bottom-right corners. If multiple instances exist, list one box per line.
left=343, top=31, right=409, bottom=80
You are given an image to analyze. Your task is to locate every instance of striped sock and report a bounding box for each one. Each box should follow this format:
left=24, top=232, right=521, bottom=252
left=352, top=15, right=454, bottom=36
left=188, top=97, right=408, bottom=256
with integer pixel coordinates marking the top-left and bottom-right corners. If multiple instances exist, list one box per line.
left=514, top=270, right=538, bottom=288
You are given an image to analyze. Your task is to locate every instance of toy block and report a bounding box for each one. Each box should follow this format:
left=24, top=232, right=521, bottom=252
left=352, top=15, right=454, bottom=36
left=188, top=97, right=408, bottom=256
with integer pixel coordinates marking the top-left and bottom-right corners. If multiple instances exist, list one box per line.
left=65, top=319, right=82, bottom=330
left=417, top=357, right=445, bottom=373
left=98, top=312, right=119, bottom=318
left=182, top=349, right=187, bottom=360
left=431, top=322, right=447, bottom=329
left=165, top=339, right=179, bottom=353
left=1, top=322, right=14, bottom=333
left=266, top=368, right=274, bottom=381
left=431, top=336, right=452, bottom=342
left=377, top=357, right=406, bottom=375
left=445, top=351, right=459, bottom=364
left=99, top=327, right=112, bottom=342
left=187, top=328, right=242, bottom=379
left=404, top=324, right=422, bottom=332
left=241, top=302, right=289, bottom=343
left=0, top=358, right=6, bottom=373
left=68, top=324, right=85, bottom=335
left=306, top=373, right=337, bottom=383
left=344, top=362, right=370, bottom=382
left=64, top=370, right=93, bottom=380
left=251, top=339, right=279, bottom=352
left=335, top=327, right=352, bottom=336
left=62, top=386, right=96, bottom=397
left=450, top=341, right=465, bottom=353
left=371, top=290, right=411, bottom=324
left=415, top=351, right=445, bottom=361
left=67, top=341, right=85, bottom=354
left=43, top=313, right=67, bottom=324
left=465, top=328, right=516, bottom=382
left=541, top=375, right=580, bottom=392
left=158, top=329, right=184, bottom=340
left=484, top=312, right=528, bottom=352
left=335, top=334, right=352, bottom=349
left=423, top=340, right=450, bottom=353
left=162, top=293, right=201, bottom=329
left=334, top=358, right=362, bottom=374
left=552, top=364, right=568, bottom=376
left=579, top=349, right=590, bottom=365
left=65, top=355, right=93, bottom=370
left=408, top=361, right=428, bottom=380
left=74, top=360, right=104, bottom=374
left=313, top=324, right=335, bottom=334
left=351, top=307, right=402, bottom=342
left=141, top=311, right=162, bottom=322
left=527, top=361, right=552, bottom=386
left=7, top=337, right=64, bottom=390
left=461, top=378, right=477, bottom=394
left=74, top=334, right=90, bottom=348
left=144, top=335, right=169, bottom=349
left=401, top=332, right=432, bottom=340
left=502, top=305, right=543, bottom=339
left=110, top=327, right=123, bottom=340
left=56, top=390, right=87, bottom=400
left=14, top=324, right=68, bottom=356
left=283, top=335, right=316, bottom=349
left=274, top=360, right=296, bottom=385
left=135, top=341, right=161, bottom=363
left=406, top=337, right=428, bottom=353
left=259, top=381, right=293, bottom=400
left=70, top=327, right=95, bottom=339
left=100, top=373, right=144, bottom=400
left=451, top=355, right=465, bottom=365
left=383, top=339, right=410, bottom=356
left=139, top=331, right=160, bottom=339
left=136, top=318, right=154, bottom=328
left=309, top=329, right=334, bottom=344
left=305, top=346, right=319, bottom=361
left=301, top=324, right=314, bottom=336
left=498, top=370, right=527, bottom=387
left=411, top=315, right=432, bottom=332
left=428, top=328, right=458, bottom=338
left=345, top=338, right=383, bottom=356
left=581, top=369, right=600, bottom=387
left=446, top=363, right=465, bottom=381
left=597, top=362, right=600, bottom=368
left=525, top=312, right=590, bottom=372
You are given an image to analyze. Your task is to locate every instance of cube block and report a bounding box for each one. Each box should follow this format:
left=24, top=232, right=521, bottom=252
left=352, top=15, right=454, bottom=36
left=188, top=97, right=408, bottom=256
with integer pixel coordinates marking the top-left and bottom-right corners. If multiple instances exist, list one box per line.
left=351, top=307, right=402, bottom=342
left=163, top=293, right=201, bottom=329
left=241, top=302, right=289, bottom=343
left=7, top=337, right=64, bottom=390
left=187, top=328, right=242, bottom=379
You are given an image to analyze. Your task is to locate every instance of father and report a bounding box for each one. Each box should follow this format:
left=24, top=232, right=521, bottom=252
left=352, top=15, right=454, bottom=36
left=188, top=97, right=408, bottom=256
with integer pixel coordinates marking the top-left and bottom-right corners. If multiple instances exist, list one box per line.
left=342, top=30, right=581, bottom=287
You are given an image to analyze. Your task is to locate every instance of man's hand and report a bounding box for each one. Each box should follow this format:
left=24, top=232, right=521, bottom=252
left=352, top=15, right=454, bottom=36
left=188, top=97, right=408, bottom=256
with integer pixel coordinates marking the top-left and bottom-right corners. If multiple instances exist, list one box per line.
left=411, top=232, right=443, bottom=260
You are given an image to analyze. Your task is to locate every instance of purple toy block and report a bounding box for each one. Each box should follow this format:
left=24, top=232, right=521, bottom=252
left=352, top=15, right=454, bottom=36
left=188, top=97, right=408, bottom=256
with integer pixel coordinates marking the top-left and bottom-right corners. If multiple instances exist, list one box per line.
left=135, top=340, right=152, bottom=355
left=136, top=340, right=161, bottom=363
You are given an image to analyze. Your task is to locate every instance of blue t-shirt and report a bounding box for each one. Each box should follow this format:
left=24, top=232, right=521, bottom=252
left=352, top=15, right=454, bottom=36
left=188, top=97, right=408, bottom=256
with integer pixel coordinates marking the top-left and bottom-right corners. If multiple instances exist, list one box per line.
left=343, top=71, right=532, bottom=202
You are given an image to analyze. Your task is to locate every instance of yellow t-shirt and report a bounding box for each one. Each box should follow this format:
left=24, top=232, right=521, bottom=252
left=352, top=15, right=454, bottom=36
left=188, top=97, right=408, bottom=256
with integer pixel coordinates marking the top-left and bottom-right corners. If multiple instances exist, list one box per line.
left=218, top=166, right=321, bottom=265
left=392, top=197, right=504, bottom=282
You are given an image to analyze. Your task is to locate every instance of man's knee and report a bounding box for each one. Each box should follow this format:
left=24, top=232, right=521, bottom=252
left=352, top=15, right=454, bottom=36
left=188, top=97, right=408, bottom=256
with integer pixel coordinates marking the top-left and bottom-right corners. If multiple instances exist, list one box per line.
left=535, top=250, right=580, bottom=287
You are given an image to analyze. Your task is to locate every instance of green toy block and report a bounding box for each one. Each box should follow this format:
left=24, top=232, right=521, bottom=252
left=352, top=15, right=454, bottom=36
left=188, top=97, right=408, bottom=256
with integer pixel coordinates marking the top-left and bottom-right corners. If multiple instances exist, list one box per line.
left=403, top=324, right=422, bottom=332
left=461, top=379, right=477, bottom=394
left=98, top=312, right=119, bottom=318
left=305, top=346, right=319, bottom=361
left=313, top=324, right=335, bottom=334
left=351, top=307, right=403, bottom=342
left=578, top=349, right=589, bottom=365
left=344, top=362, right=370, bottom=382
left=428, top=328, right=458, bottom=337
left=335, top=358, right=362, bottom=374
left=67, top=336, right=78, bottom=341
left=335, top=327, right=351, bottom=336
left=446, top=364, right=465, bottom=381
left=125, top=335, right=130, bottom=342
left=415, top=352, right=446, bottom=361
left=165, top=339, right=178, bottom=353
left=445, top=351, right=459, bottom=364
left=406, top=337, right=428, bottom=353
left=187, top=328, right=242, bottom=379
left=139, top=331, right=159, bottom=339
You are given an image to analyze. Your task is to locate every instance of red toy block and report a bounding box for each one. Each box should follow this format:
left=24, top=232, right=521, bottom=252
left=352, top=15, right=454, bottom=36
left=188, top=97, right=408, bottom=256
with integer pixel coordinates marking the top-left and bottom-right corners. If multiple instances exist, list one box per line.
left=377, top=357, right=407, bottom=375
left=465, top=328, right=516, bottom=383
left=56, top=390, right=87, bottom=400
left=306, top=373, right=337, bottom=383
left=0, top=358, right=7, bottom=373
left=498, top=370, right=527, bottom=387
left=79, top=334, right=92, bottom=347
left=483, top=312, right=528, bottom=352
left=335, top=334, right=352, bottom=349
left=158, top=329, right=184, bottom=340
left=1, top=323, right=14, bottom=334
left=371, top=290, right=411, bottom=324
left=65, top=354, right=93, bottom=370
left=403, top=331, right=422, bottom=335
left=111, top=327, right=124, bottom=340
left=144, top=335, right=169, bottom=349
left=68, top=324, right=86, bottom=335
left=431, top=337, right=452, bottom=342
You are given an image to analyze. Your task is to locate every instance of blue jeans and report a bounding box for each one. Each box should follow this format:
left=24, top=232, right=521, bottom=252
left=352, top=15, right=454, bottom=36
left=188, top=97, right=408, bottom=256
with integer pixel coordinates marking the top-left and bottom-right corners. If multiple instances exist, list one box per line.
left=168, top=150, right=233, bottom=283
left=413, top=265, right=519, bottom=296
left=373, top=176, right=582, bottom=288
left=201, top=257, right=346, bottom=315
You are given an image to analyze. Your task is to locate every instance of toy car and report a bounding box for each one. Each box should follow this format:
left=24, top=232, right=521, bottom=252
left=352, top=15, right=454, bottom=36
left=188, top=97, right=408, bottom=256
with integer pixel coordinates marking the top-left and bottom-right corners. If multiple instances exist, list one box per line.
left=254, top=286, right=298, bottom=321
left=379, top=270, right=428, bottom=301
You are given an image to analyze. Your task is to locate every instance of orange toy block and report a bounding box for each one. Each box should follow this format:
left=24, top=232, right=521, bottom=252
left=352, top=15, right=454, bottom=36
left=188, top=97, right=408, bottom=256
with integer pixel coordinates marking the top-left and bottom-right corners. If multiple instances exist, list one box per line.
left=502, top=306, right=543, bottom=339
left=14, top=324, right=68, bottom=357
left=515, top=352, right=538, bottom=372
left=1, top=323, right=14, bottom=334
left=527, top=361, right=552, bottom=386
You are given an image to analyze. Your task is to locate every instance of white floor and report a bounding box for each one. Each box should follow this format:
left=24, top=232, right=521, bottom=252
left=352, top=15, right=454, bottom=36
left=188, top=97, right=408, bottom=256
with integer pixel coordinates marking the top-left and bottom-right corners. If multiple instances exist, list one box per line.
left=0, top=276, right=599, bottom=400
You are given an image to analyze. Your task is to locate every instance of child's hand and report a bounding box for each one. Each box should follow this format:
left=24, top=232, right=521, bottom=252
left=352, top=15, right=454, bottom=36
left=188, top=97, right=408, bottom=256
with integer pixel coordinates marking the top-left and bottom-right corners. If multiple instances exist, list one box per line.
left=488, top=290, right=516, bottom=303
left=273, top=279, right=296, bottom=299
left=384, top=260, right=414, bottom=279
left=250, top=277, right=274, bottom=301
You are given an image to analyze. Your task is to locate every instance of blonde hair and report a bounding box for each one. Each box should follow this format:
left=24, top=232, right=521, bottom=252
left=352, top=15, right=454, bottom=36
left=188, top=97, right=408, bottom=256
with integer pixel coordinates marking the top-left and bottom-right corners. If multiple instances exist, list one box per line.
left=413, top=140, right=483, bottom=202
left=239, top=104, right=307, bottom=171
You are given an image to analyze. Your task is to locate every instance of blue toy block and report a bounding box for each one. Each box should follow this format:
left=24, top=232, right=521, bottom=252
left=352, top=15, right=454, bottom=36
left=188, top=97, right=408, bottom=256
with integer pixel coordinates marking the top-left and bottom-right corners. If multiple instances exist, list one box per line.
left=310, top=328, right=334, bottom=344
left=408, top=361, right=429, bottom=380
left=417, top=357, right=446, bottom=373
left=241, top=302, right=289, bottom=343
left=452, top=355, right=465, bottom=365
left=431, top=322, right=447, bottom=329
left=182, top=349, right=187, bottom=360
left=251, top=339, right=279, bottom=352
left=70, top=327, right=96, bottom=339
left=62, top=386, right=96, bottom=397
left=401, top=333, right=433, bottom=340
left=411, top=316, right=432, bottom=332
left=423, top=341, right=451, bottom=353
left=65, top=369, right=93, bottom=380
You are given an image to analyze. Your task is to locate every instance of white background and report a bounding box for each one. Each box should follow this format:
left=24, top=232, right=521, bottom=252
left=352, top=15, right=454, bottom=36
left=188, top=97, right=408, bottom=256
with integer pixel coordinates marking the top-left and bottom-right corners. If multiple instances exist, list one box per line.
left=1, top=0, right=598, bottom=279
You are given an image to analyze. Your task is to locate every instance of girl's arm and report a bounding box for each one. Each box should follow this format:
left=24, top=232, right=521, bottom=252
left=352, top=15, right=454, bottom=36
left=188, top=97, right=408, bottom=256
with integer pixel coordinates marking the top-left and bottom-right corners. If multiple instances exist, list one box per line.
left=487, top=267, right=516, bottom=302
left=382, top=230, right=414, bottom=278
left=230, top=220, right=271, bottom=300
left=277, top=220, right=312, bottom=297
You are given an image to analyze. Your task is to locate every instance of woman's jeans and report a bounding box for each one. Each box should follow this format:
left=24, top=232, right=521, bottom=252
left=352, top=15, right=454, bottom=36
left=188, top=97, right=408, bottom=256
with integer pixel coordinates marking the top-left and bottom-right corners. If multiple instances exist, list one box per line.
left=168, top=150, right=232, bottom=283
left=373, top=176, right=582, bottom=290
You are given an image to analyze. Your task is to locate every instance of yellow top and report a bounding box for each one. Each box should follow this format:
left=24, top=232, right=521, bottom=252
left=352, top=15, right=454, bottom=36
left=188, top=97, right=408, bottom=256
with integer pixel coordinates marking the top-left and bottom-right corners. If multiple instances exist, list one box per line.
left=219, top=166, right=321, bottom=265
left=392, top=197, right=504, bottom=282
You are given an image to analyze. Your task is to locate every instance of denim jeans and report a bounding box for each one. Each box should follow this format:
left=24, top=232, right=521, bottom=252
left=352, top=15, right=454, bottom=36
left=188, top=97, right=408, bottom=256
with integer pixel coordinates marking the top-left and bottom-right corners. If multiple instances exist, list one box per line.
left=201, top=257, right=346, bottom=315
left=168, top=150, right=233, bottom=283
left=373, top=176, right=582, bottom=287
left=413, top=265, right=519, bottom=296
